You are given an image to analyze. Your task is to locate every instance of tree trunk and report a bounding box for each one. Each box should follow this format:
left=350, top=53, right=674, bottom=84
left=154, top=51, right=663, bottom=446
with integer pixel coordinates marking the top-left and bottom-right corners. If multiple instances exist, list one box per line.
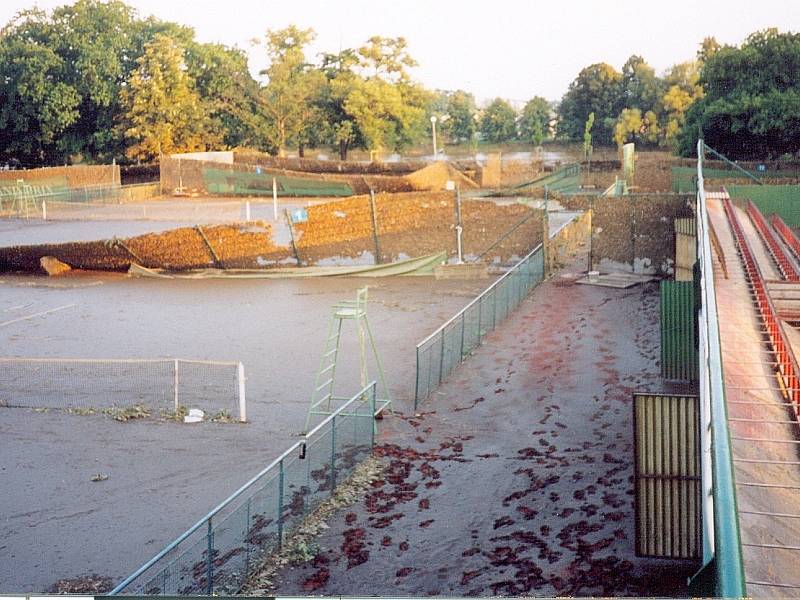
left=298, top=143, right=305, bottom=158
left=339, top=139, right=349, bottom=161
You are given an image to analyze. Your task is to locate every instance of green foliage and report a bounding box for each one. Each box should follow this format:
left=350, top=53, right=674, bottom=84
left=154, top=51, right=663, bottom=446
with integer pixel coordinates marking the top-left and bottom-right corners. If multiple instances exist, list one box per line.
left=442, top=90, right=478, bottom=143
left=518, top=96, right=551, bottom=145
left=679, top=29, right=800, bottom=158
left=118, top=34, right=217, bottom=161
left=479, top=98, right=517, bottom=143
left=583, top=112, right=594, bottom=159
left=558, top=63, right=623, bottom=145
left=621, top=55, right=665, bottom=114
left=185, top=43, right=267, bottom=149
left=259, top=26, right=325, bottom=156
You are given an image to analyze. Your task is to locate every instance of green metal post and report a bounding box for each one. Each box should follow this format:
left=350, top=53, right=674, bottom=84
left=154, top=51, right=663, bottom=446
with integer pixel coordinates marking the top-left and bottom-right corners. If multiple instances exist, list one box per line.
left=245, top=497, right=251, bottom=582
left=277, top=459, right=284, bottom=549
left=205, top=519, right=214, bottom=595
left=330, top=417, right=337, bottom=495
left=459, top=312, right=465, bottom=361
left=414, top=346, right=420, bottom=410
left=477, top=295, right=483, bottom=342
left=370, top=384, right=376, bottom=447
left=369, top=189, right=382, bottom=264
left=438, top=329, right=445, bottom=385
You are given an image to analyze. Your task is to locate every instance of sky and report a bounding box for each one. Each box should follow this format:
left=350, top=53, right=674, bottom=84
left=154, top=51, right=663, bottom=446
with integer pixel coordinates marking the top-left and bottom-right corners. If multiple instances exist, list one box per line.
left=2, top=0, right=799, bottom=106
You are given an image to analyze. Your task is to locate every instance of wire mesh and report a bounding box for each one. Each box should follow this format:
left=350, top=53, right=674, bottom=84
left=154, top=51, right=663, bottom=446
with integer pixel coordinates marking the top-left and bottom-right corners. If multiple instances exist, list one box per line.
left=109, top=382, right=376, bottom=596
left=0, top=357, right=242, bottom=420
left=414, top=245, right=544, bottom=406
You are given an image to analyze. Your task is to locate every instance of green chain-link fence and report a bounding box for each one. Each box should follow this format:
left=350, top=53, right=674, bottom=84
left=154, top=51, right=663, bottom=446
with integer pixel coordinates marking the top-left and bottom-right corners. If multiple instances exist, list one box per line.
left=108, top=382, right=376, bottom=596
left=414, top=245, right=544, bottom=408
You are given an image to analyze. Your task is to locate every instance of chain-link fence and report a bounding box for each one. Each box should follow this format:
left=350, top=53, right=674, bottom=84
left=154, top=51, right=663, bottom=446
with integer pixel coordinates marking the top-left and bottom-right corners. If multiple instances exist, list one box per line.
left=108, top=382, right=376, bottom=596
left=414, top=244, right=544, bottom=407
left=0, top=357, right=246, bottom=421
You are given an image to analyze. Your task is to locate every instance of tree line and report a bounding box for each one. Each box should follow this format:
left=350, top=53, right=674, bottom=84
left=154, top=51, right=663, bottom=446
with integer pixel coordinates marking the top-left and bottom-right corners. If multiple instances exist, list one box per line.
left=558, top=29, right=800, bottom=159
left=0, top=0, right=552, bottom=166
left=1, top=0, right=797, bottom=165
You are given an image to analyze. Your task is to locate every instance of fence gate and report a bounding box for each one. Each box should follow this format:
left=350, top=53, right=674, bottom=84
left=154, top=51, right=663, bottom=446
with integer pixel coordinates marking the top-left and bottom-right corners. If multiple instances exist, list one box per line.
left=633, top=393, right=701, bottom=559
left=660, top=280, right=698, bottom=381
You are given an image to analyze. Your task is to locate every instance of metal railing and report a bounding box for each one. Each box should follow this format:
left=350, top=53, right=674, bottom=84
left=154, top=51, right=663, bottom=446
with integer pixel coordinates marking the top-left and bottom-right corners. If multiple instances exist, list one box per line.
left=414, top=244, right=544, bottom=407
left=108, top=382, right=377, bottom=596
left=692, top=140, right=746, bottom=597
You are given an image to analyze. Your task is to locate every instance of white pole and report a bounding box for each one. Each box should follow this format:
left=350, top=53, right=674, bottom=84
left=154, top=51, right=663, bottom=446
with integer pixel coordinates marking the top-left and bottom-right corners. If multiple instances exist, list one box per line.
left=173, top=359, right=179, bottom=413
left=42, top=200, right=47, bottom=221
left=245, top=200, right=251, bottom=221
left=237, top=362, right=247, bottom=422
left=272, top=177, right=278, bottom=221
left=457, top=225, right=463, bottom=264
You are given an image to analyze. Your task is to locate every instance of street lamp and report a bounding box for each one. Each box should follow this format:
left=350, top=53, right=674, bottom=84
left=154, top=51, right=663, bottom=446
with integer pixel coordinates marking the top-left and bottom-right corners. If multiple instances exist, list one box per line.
left=430, top=115, right=438, bottom=159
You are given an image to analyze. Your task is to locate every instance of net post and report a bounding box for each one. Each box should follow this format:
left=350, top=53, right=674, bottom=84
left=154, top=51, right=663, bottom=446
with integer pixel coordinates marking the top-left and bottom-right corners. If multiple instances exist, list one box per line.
left=173, top=359, right=179, bottom=413
left=245, top=200, right=251, bottom=221
left=42, top=200, right=47, bottom=221
left=237, top=362, right=247, bottom=422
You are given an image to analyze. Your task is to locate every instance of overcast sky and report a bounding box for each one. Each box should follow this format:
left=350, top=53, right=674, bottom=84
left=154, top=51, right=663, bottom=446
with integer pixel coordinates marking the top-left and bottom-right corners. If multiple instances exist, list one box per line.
left=2, top=0, right=799, bottom=105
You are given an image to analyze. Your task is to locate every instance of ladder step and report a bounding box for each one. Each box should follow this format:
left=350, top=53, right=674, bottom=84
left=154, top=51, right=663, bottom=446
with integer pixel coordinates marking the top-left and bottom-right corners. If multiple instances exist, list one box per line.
left=311, top=393, right=332, bottom=407
left=315, top=378, right=334, bottom=392
left=324, top=348, right=338, bottom=358
left=320, top=363, right=335, bottom=375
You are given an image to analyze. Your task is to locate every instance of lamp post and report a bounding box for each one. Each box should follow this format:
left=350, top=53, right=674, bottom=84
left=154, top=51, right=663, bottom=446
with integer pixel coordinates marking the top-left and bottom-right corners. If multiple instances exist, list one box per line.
left=430, top=115, right=438, bottom=159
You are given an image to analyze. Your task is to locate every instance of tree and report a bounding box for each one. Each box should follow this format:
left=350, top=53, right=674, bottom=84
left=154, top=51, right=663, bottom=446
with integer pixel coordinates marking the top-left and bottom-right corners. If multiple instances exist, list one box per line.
left=185, top=42, right=268, bottom=149
left=479, top=98, right=517, bottom=143
left=0, top=1, right=148, bottom=164
left=317, top=49, right=363, bottom=160
left=678, top=29, right=800, bottom=158
left=343, top=77, right=425, bottom=152
left=660, top=61, right=703, bottom=148
left=443, top=90, right=478, bottom=143
left=518, top=96, right=551, bottom=145
left=119, top=34, right=217, bottom=161
left=621, top=55, right=664, bottom=113
left=613, top=108, right=660, bottom=147
left=583, top=112, right=594, bottom=160
left=357, top=36, right=417, bottom=82
left=259, top=26, right=325, bottom=156
left=558, top=63, right=624, bottom=145
left=0, top=13, right=81, bottom=165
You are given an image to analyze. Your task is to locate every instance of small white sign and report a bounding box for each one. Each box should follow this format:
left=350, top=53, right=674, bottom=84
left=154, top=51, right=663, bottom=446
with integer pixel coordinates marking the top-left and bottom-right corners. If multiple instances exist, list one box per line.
left=445, top=180, right=455, bottom=191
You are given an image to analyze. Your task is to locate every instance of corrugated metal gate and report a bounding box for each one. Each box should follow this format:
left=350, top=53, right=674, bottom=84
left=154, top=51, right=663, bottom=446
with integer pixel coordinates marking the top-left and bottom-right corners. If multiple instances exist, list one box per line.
left=660, top=280, right=698, bottom=381
left=634, top=393, right=701, bottom=559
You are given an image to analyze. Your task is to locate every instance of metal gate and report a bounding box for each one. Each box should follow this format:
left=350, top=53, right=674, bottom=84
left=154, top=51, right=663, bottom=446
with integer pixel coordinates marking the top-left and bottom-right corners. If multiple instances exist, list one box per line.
left=660, top=280, right=698, bottom=381
left=633, top=393, right=701, bottom=559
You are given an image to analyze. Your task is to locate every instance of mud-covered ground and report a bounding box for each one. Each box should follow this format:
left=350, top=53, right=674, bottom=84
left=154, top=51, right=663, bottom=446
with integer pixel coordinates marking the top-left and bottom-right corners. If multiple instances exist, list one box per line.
left=0, top=273, right=489, bottom=593
left=267, top=256, right=697, bottom=597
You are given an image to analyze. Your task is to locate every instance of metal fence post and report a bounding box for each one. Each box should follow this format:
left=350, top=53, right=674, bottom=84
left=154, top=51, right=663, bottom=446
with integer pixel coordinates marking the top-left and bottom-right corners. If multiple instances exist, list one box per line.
left=477, top=296, right=483, bottom=342
left=244, top=497, right=251, bottom=581
left=205, top=518, right=214, bottom=595
left=491, top=288, right=497, bottom=330
left=330, top=417, right=337, bottom=495
left=459, top=312, right=466, bottom=361
left=438, top=329, right=446, bottom=385
left=414, top=346, right=420, bottom=410
left=277, top=459, right=284, bottom=549
left=173, top=359, right=179, bottom=413
left=370, top=384, right=376, bottom=447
